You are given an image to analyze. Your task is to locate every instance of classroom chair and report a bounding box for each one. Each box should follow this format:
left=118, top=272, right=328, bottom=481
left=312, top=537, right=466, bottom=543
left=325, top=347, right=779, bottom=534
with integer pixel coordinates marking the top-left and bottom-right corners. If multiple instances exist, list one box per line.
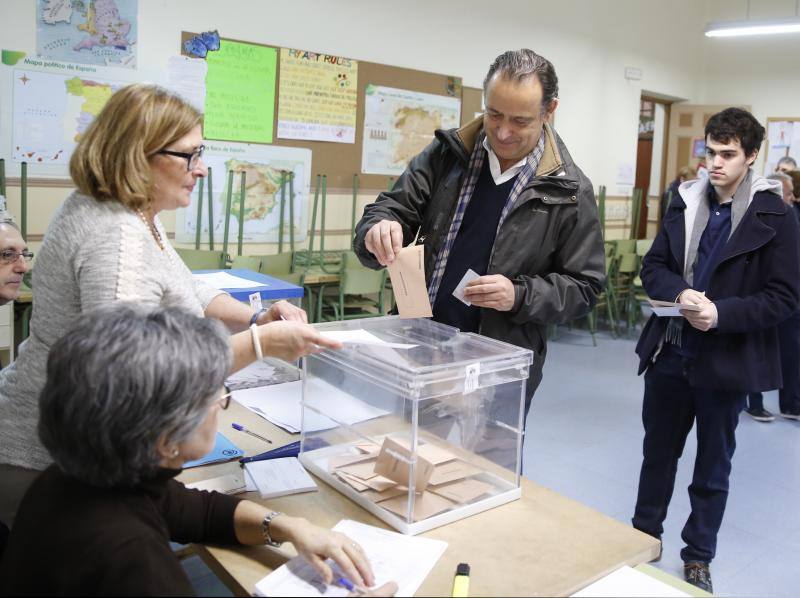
left=317, top=251, right=387, bottom=322
left=174, top=248, right=227, bottom=270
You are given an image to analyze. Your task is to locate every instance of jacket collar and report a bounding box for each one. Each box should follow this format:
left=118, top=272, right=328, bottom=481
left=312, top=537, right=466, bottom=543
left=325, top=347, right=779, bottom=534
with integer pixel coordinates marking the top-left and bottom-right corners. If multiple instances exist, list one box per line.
left=447, top=116, right=564, bottom=177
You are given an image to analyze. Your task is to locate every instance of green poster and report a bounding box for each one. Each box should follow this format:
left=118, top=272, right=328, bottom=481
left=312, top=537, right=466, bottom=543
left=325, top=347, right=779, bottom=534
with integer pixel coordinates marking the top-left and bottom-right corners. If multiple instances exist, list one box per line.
left=204, top=40, right=276, bottom=143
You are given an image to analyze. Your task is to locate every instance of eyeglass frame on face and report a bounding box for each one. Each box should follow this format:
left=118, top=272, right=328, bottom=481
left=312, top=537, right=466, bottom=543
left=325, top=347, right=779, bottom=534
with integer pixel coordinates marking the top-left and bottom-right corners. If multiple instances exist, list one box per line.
left=156, top=144, right=205, bottom=171
left=217, top=385, right=232, bottom=410
left=0, top=249, right=34, bottom=265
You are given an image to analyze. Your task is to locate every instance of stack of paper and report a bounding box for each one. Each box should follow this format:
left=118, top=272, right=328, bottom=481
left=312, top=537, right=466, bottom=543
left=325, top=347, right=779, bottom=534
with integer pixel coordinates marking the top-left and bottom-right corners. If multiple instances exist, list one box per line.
left=232, top=379, right=390, bottom=434
left=327, top=437, right=493, bottom=521
left=226, top=360, right=300, bottom=391
left=571, top=565, right=689, bottom=597
left=254, top=519, right=448, bottom=597
left=244, top=457, right=317, bottom=499
left=193, top=271, right=265, bottom=290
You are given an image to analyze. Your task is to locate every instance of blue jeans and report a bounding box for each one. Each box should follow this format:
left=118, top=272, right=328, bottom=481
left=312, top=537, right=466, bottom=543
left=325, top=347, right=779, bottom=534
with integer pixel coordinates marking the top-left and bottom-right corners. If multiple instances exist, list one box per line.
left=633, top=346, right=746, bottom=563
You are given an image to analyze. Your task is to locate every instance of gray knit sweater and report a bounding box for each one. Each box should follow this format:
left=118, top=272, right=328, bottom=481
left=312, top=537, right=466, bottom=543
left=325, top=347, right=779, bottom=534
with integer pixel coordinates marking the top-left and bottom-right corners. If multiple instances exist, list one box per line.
left=0, top=191, right=224, bottom=470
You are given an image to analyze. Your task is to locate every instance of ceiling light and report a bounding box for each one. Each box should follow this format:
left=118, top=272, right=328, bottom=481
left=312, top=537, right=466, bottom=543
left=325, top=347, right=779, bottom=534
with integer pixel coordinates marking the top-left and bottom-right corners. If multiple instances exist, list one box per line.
left=705, top=17, right=800, bottom=37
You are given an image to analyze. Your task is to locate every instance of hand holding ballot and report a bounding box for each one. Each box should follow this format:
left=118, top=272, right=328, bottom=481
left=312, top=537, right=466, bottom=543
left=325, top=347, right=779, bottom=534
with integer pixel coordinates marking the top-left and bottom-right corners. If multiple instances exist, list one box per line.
left=462, top=273, right=516, bottom=312
left=677, top=288, right=719, bottom=332
left=365, top=219, right=404, bottom=266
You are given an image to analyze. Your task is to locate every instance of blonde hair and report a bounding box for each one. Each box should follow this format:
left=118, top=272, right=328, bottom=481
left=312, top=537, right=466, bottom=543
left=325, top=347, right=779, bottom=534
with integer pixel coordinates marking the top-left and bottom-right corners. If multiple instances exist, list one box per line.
left=69, top=84, right=202, bottom=210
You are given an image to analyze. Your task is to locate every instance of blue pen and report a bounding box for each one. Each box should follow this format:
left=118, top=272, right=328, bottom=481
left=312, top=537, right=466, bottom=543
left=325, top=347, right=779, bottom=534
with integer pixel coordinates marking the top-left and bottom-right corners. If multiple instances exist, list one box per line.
left=337, top=577, right=355, bottom=592
left=231, top=422, right=272, bottom=444
left=239, top=437, right=328, bottom=465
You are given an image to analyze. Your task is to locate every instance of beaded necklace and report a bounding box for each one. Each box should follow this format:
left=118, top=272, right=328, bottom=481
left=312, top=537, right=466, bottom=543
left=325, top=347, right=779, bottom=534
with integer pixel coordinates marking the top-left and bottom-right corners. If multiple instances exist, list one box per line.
left=136, top=209, right=165, bottom=251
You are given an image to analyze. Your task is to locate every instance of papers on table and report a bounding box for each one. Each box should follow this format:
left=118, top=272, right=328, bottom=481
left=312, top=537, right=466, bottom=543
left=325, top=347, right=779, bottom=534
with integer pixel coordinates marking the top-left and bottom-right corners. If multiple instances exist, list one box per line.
left=387, top=245, right=433, bottom=318
left=193, top=271, right=264, bottom=290
left=319, top=329, right=417, bottom=349
left=571, top=565, right=689, bottom=597
left=648, top=299, right=702, bottom=317
left=183, top=432, right=244, bottom=468
left=184, top=470, right=246, bottom=495
left=254, top=519, right=448, bottom=597
left=226, top=359, right=300, bottom=391
left=244, top=457, right=317, bottom=499
left=232, top=379, right=390, bottom=434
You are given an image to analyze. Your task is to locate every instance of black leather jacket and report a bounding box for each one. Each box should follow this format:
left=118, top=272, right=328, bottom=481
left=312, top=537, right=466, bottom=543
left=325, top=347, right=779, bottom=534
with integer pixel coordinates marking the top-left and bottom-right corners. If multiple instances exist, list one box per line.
left=354, top=118, right=605, bottom=394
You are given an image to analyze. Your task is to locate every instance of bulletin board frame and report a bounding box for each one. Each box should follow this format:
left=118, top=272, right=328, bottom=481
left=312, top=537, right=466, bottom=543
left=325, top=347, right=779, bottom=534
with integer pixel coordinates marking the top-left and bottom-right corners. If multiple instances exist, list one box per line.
left=763, top=117, right=800, bottom=175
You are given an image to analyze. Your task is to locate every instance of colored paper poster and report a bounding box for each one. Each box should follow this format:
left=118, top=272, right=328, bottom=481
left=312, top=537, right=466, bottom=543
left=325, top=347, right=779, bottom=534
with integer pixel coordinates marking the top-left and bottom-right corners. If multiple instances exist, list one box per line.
left=277, top=47, right=358, bottom=143
left=204, top=40, right=276, bottom=143
left=174, top=142, right=311, bottom=245
left=37, top=0, right=137, bottom=68
left=768, top=120, right=793, bottom=149
left=362, top=85, right=460, bottom=176
left=10, top=63, right=125, bottom=165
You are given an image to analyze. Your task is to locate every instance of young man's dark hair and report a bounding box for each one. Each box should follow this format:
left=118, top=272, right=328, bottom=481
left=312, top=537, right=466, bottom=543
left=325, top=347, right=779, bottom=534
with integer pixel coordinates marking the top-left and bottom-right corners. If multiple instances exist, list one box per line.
left=704, top=107, right=765, bottom=156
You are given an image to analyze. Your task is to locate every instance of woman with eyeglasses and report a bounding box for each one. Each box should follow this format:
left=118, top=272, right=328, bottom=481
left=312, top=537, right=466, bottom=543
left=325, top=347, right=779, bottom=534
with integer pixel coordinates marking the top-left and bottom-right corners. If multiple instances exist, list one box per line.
left=0, top=306, right=396, bottom=596
left=0, top=213, right=32, bottom=307
left=0, top=84, right=342, bottom=529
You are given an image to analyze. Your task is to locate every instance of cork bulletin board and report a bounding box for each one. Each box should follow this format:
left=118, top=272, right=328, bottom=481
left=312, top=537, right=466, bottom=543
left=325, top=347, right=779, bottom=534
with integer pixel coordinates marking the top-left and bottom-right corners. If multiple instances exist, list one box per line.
left=182, top=32, right=483, bottom=190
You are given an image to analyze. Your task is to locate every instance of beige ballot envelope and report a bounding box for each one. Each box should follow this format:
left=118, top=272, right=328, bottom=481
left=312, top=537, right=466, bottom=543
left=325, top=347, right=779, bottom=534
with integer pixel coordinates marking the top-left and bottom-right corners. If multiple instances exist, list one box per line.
left=387, top=245, right=433, bottom=318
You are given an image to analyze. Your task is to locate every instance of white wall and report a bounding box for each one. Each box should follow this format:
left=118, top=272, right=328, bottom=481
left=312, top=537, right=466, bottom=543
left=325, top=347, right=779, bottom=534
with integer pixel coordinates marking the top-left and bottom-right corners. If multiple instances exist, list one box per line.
left=699, top=0, right=800, bottom=172
left=0, top=0, right=706, bottom=193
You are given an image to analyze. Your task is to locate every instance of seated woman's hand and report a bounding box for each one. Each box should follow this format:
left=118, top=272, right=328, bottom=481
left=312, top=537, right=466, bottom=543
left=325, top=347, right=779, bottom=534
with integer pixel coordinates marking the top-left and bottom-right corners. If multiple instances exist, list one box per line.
left=257, top=320, right=342, bottom=362
left=257, top=300, right=308, bottom=324
left=280, top=518, right=376, bottom=589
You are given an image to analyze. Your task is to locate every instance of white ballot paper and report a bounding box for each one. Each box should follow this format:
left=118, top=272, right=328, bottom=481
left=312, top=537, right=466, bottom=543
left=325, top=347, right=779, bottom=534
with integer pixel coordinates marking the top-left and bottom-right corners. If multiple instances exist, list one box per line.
left=232, top=379, right=389, bottom=434
left=648, top=299, right=702, bottom=317
left=571, top=565, right=689, bottom=597
left=193, top=271, right=264, bottom=289
left=387, top=245, right=433, bottom=318
left=319, top=329, right=416, bottom=349
left=254, top=519, right=448, bottom=597
left=452, top=268, right=480, bottom=306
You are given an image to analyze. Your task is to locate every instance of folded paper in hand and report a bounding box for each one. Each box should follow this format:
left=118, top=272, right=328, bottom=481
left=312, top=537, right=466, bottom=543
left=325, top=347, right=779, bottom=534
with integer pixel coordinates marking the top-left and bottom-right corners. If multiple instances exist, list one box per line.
left=648, top=299, right=702, bottom=317
left=387, top=245, right=433, bottom=318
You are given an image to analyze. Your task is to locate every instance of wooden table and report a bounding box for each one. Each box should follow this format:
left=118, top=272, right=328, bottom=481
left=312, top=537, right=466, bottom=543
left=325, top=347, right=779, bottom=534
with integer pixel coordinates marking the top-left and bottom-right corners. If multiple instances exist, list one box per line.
left=179, top=401, right=658, bottom=597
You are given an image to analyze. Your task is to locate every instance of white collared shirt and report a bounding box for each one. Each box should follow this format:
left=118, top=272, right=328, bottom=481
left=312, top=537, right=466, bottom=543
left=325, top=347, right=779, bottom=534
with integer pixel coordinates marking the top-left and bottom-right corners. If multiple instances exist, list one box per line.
left=483, top=137, right=527, bottom=185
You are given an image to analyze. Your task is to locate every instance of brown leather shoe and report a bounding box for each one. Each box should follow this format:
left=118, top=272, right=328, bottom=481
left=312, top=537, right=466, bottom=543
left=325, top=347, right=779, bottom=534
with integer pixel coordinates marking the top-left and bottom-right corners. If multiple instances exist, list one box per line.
left=684, top=560, right=713, bottom=593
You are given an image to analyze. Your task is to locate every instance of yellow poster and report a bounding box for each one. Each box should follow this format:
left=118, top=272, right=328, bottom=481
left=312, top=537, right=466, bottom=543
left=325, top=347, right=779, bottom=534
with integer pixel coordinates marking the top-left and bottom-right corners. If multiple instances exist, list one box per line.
left=277, top=47, right=358, bottom=144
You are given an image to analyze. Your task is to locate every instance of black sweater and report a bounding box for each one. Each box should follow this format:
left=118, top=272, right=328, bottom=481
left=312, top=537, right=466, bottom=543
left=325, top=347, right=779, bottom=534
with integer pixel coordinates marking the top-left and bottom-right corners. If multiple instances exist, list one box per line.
left=0, top=465, right=242, bottom=596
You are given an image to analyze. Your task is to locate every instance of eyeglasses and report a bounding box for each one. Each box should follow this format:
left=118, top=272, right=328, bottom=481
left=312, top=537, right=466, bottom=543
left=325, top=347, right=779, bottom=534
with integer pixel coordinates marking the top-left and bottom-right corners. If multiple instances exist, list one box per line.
left=0, top=249, right=34, bottom=265
left=157, top=144, right=205, bottom=171
left=217, top=385, right=232, bottom=410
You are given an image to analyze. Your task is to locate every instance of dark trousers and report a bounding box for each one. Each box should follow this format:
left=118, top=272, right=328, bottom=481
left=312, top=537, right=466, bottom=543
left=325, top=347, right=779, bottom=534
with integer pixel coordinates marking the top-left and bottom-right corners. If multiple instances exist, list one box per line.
left=632, top=347, right=746, bottom=563
left=747, top=310, right=800, bottom=414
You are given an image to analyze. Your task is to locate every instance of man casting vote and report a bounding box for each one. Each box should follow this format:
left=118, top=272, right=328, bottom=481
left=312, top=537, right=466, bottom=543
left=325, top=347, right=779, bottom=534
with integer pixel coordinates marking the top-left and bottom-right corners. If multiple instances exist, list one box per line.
left=354, top=48, right=604, bottom=415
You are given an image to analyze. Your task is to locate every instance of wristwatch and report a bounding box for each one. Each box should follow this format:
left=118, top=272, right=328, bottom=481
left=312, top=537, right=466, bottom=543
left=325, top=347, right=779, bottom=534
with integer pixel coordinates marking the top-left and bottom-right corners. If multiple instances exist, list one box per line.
left=261, top=511, right=283, bottom=547
left=249, top=307, right=269, bottom=327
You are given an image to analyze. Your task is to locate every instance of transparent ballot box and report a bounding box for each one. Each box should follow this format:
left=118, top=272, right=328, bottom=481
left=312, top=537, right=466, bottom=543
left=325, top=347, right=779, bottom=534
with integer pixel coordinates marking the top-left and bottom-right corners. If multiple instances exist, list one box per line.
left=299, top=316, right=532, bottom=535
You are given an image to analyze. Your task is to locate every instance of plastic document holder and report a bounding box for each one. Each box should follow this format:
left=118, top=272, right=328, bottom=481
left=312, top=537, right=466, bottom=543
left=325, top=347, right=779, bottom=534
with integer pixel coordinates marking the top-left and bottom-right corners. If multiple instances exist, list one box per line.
left=299, top=316, right=532, bottom=535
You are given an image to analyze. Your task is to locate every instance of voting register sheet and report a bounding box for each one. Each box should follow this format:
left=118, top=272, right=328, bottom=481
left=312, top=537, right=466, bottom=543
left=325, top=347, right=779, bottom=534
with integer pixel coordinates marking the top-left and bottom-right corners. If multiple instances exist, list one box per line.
left=254, top=519, right=447, bottom=597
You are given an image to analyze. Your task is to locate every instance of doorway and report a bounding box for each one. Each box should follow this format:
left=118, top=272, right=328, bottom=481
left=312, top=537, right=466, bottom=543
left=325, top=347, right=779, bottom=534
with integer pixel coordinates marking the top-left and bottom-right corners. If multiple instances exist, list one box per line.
left=634, top=96, right=670, bottom=238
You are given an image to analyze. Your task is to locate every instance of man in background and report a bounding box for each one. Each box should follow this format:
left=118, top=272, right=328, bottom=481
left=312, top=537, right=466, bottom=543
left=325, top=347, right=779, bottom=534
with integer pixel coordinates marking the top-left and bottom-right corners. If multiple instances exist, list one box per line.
left=744, top=170, right=800, bottom=422
left=776, top=156, right=796, bottom=174
left=633, top=108, right=800, bottom=593
left=660, top=166, right=698, bottom=223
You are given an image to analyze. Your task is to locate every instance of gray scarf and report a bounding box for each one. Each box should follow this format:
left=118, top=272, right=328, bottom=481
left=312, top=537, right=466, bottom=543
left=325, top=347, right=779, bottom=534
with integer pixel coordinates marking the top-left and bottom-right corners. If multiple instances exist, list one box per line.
left=665, top=171, right=752, bottom=346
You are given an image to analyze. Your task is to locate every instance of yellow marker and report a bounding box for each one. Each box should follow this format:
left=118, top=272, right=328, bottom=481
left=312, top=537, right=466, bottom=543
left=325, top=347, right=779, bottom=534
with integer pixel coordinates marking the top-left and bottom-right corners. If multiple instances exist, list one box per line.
left=452, top=563, right=470, bottom=597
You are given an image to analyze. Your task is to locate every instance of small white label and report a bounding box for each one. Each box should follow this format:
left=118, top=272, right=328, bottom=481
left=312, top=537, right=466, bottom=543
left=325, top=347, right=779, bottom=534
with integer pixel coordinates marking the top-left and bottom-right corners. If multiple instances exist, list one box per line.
left=249, top=292, right=263, bottom=312
left=464, top=362, right=480, bottom=394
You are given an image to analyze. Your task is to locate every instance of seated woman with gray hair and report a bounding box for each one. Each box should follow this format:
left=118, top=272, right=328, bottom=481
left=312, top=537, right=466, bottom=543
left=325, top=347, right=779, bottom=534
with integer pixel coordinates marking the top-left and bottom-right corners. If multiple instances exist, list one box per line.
left=0, top=305, right=396, bottom=596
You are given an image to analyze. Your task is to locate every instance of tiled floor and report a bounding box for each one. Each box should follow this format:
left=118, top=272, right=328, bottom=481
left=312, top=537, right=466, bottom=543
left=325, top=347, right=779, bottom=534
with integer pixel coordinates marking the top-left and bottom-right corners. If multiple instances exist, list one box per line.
left=524, top=328, right=800, bottom=598
left=185, top=328, right=799, bottom=597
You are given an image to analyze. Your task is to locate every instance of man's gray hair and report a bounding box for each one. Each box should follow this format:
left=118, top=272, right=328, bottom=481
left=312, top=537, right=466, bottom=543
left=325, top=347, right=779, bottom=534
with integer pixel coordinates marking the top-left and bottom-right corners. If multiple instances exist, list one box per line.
left=0, top=211, right=19, bottom=231
left=777, top=156, right=797, bottom=169
left=767, top=171, right=792, bottom=184
left=38, top=304, right=232, bottom=487
left=483, top=49, right=559, bottom=115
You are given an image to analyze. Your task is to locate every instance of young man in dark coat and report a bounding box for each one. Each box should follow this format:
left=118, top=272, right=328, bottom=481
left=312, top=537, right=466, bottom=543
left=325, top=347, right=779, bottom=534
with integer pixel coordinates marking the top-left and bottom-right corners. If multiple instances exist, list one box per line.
left=632, top=108, right=800, bottom=593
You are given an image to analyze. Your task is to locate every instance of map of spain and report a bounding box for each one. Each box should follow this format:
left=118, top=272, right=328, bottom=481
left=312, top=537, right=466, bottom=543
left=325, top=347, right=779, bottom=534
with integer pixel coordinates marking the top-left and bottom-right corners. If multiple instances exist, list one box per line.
left=37, top=0, right=137, bottom=68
